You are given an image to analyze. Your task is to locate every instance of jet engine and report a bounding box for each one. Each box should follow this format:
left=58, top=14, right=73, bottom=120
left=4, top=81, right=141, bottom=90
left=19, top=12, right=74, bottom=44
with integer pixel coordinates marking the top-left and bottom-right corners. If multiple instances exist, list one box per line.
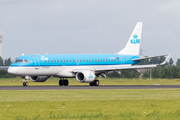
left=30, top=76, right=50, bottom=82
left=76, top=71, right=96, bottom=83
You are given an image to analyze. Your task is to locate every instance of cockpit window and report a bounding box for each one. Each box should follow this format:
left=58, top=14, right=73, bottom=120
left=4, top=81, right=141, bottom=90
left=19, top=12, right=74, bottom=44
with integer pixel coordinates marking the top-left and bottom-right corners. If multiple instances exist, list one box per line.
left=24, top=59, right=28, bottom=63
left=15, top=59, right=23, bottom=63
left=15, top=59, right=28, bottom=63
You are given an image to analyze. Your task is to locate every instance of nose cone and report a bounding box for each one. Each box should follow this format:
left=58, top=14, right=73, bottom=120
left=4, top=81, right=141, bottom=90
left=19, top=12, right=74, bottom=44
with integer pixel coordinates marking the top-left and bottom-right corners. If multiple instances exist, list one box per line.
left=8, top=67, right=18, bottom=75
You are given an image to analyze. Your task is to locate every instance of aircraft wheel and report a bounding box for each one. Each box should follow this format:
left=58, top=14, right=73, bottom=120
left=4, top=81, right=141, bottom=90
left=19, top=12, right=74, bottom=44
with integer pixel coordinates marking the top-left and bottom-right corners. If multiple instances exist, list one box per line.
left=89, top=82, right=94, bottom=86
left=94, top=80, right=99, bottom=86
left=59, top=80, right=63, bottom=86
left=64, top=80, right=69, bottom=86
left=23, top=82, right=28, bottom=86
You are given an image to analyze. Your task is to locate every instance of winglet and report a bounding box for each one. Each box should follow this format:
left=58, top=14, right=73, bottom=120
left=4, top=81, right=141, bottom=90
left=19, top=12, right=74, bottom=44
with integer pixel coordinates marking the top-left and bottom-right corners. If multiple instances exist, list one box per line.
left=159, top=53, right=171, bottom=65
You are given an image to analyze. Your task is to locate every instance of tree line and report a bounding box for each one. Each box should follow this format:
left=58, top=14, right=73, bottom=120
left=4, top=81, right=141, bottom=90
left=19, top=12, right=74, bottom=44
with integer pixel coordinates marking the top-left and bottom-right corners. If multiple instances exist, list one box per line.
left=0, top=57, right=12, bottom=66
left=143, top=58, right=180, bottom=78
left=0, top=57, right=15, bottom=78
left=107, top=56, right=180, bottom=79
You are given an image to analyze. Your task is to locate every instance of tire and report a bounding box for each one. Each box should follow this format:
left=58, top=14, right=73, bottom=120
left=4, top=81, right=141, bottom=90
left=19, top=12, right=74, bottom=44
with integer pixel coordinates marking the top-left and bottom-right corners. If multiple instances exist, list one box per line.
left=64, top=80, right=69, bottom=86
left=23, top=82, right=28, bottom=86
left=59, top=80, right=63, bottom=86
left=89, top=82, right=94, bottom=86
left=23, top=82, right=26, bottom=86
left=94, top=80, right=99, bottom=86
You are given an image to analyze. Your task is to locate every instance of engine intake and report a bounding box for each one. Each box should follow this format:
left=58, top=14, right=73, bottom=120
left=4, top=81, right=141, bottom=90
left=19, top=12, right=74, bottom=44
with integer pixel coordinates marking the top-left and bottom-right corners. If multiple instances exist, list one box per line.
left=76, top=71, right=96, bottom=83
left=30, top=76, right=50, bottom=82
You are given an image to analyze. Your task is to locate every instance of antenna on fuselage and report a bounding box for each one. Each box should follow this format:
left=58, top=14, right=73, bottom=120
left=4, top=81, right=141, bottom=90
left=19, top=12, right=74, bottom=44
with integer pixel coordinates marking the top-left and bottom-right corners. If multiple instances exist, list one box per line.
left=46, top=53, right=48, bottom=55
left=22, top=53, right=24, bottom=56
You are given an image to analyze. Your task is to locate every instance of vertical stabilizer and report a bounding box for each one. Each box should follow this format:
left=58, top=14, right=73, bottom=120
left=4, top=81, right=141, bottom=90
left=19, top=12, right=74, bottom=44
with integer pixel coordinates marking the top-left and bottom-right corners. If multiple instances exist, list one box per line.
left=117, top=22, right=143, bottom=55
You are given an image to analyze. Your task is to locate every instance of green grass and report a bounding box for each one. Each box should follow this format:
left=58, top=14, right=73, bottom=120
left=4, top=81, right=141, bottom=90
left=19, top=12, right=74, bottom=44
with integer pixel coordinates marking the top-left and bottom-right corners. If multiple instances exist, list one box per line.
left=0, top=89, right=180, bottom=119
left=1, top=77, right=180, bottom=86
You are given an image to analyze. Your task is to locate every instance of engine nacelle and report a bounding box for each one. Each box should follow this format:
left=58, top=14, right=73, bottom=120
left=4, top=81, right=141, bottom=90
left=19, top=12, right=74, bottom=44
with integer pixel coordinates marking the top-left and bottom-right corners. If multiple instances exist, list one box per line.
left=76, top=71, right=96, bottom=83
left=30, top=76, right=50, bottom=82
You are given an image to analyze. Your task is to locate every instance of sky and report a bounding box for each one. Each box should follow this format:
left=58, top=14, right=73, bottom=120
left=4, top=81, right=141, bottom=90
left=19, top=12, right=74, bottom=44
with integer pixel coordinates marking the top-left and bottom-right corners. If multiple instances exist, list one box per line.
left=0, top=0, right=179, bottom=63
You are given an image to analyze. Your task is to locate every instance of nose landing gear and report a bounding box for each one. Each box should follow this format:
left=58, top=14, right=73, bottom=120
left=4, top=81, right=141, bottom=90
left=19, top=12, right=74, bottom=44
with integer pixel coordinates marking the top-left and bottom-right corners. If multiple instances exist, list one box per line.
left=23, top=80, right=28, bottom=86
left=23, top=76, right=29, bottom=86
left=23, top=82, right=28, bottom=86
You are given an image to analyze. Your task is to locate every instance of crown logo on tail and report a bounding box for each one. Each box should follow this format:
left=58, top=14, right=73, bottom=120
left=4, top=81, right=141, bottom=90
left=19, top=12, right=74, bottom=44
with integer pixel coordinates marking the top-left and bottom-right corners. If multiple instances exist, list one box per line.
left=133, top=34, right=138, bottom=39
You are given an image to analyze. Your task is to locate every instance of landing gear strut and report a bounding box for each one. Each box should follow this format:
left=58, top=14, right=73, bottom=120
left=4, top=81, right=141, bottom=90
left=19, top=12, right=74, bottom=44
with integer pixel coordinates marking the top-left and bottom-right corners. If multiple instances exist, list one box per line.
left=23, top=79, right=28, bottom=86
left=59, top=78, right=69, bottom=86
left=89, top=80, right=99, bottom=86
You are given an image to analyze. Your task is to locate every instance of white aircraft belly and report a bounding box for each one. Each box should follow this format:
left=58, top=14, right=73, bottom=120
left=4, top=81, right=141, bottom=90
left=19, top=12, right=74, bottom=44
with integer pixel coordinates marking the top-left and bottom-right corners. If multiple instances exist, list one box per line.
left=17, top=64, right=131, bottom=77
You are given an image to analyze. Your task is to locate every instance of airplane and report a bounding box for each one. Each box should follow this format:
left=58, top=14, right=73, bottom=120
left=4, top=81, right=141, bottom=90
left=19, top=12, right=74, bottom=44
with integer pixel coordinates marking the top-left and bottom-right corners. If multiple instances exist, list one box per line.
left=8, top=22, right=170, bottom=86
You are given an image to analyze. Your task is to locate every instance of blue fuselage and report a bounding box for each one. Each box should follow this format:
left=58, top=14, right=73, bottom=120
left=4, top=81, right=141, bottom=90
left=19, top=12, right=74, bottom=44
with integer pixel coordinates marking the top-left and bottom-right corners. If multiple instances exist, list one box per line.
left=10, top=54, right=141, bottom=67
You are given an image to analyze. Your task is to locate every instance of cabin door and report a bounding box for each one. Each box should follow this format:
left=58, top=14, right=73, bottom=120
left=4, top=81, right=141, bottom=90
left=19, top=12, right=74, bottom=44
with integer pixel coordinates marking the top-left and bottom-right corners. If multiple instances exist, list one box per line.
left=33, top=56, right=40, bottom=69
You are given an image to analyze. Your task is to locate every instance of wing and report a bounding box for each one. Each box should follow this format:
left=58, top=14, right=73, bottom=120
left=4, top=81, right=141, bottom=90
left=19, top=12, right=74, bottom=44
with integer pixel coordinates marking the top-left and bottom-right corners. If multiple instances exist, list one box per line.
left=94, top=64, right=157, bottom=72
left=95, top=53, right=171, bottom=72
left=73, top=53, right=171, bottom=73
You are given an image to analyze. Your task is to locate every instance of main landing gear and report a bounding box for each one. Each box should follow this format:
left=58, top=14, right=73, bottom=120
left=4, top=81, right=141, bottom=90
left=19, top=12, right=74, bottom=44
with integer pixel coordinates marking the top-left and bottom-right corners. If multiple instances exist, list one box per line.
left=89, top=80, right=99, bottom=86
left=59, top=79, right=69, bottom=86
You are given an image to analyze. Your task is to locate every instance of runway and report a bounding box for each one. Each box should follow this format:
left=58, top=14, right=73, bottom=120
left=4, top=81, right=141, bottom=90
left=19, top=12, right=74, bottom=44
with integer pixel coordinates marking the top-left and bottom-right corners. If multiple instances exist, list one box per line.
left=0, top=85, right=180, bottom=90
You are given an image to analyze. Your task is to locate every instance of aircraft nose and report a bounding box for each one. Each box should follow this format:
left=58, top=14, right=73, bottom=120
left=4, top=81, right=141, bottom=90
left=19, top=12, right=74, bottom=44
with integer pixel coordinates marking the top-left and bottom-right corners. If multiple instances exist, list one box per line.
left=8, top=67, right=18, bottom=75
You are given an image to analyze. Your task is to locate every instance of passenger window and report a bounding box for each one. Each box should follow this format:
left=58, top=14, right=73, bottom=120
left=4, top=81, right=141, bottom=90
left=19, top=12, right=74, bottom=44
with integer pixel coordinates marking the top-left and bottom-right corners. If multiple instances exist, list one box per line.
left=73, top=60, right=75, bottom=62
left=87, top=60, right=88, bottom=62
left=115, top=60, right=116, bottom=62
left=70, top=60, right=72, bottom=62
left=67, top=60, right=68, bottom=62
left=106, top=60, right=108, bottom=62
left=95, top=60, right=97, bottom=62
left=45, top=60, right=47, bottom=63
left=83, top=60, right=85, bottom=62
left=112, top=60, right=113, bottom=62
left=98, top=60, right=99, bottom=62
left=51, top=60, right=53, bottom=62
left=77, top=60, right=79, bottom=62
left=92, top=60, right=94, bottom=62
left=118, top=59, right=119, bottom=61
left=103, top=60, right=105, bottom=62
left=80, top=60, right=82, bottom=62
left=48, top=60, right=50, bottom=62
left=64, top=60, right=65, bottom=62
left=101, top=60, right=102, bottom=62
left=58, top=60, right=59, bottom=62
left=109, top=60, right=111, bottom=61
left=90, top=60, right=91, bottom=62
left=61, top=60, right=62, bottom=62
left=54, top=60, right=56, bottom=62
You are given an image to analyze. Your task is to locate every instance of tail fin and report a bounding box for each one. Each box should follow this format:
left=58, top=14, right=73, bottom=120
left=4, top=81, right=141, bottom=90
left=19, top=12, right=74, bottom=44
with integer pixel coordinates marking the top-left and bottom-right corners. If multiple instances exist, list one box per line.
left=117, top=22, right=143, bottom=55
